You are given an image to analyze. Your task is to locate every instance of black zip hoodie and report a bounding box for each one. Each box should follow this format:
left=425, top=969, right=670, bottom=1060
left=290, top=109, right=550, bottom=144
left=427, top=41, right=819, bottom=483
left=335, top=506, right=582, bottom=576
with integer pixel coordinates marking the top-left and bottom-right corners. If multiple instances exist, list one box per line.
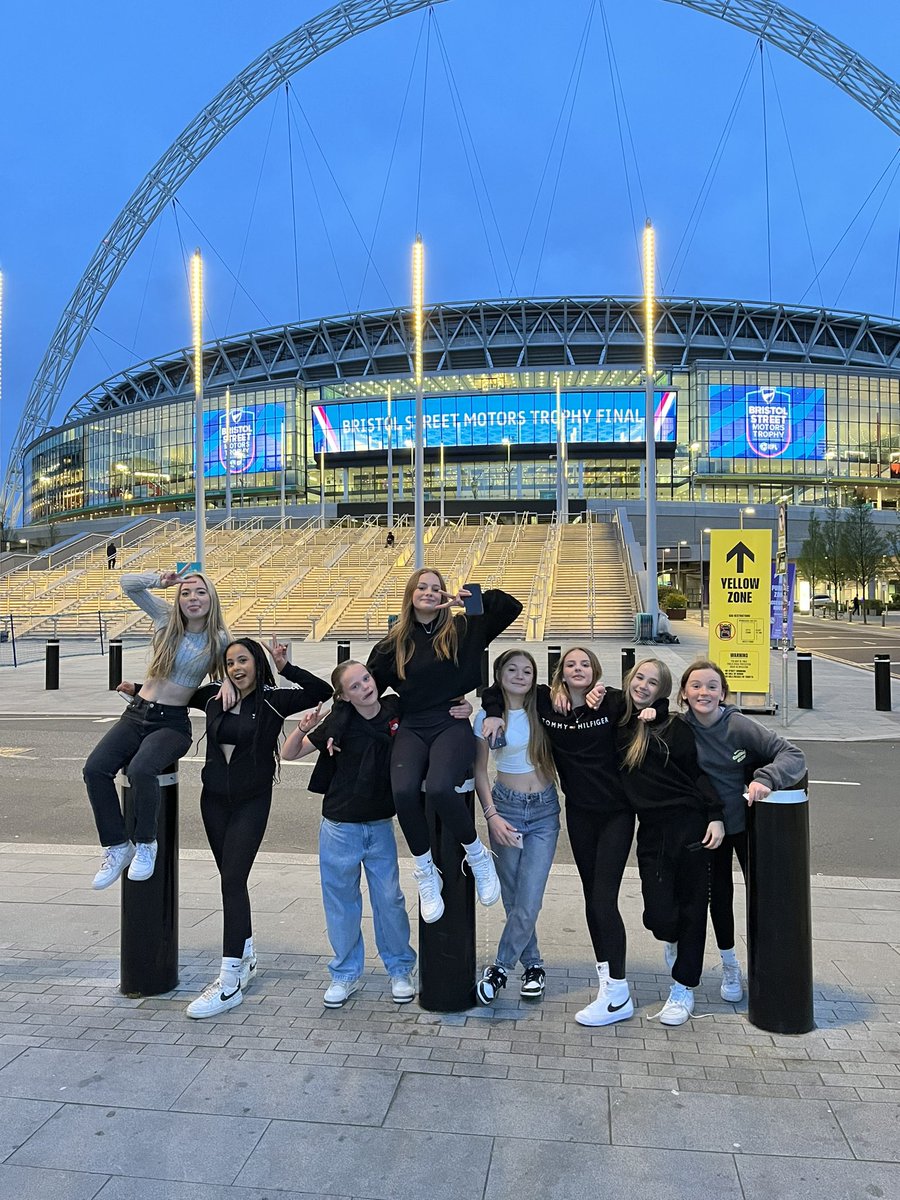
left=616, top=709, right=723, bottom=821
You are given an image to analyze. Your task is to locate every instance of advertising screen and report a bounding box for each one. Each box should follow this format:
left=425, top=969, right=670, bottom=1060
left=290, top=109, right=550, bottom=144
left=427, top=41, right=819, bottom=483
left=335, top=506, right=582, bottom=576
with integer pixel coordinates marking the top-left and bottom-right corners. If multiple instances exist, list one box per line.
left=708, top=385, right=825, bottom=461
left=202, top=402, right=285, bottom=476
left=311, top=390, right=677, bottom=454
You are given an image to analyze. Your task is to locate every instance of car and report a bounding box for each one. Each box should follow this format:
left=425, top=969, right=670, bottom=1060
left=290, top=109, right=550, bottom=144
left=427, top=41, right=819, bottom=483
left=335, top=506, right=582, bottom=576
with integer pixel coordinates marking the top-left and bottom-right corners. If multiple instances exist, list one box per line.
left=812, top=593, right=832, bottom=609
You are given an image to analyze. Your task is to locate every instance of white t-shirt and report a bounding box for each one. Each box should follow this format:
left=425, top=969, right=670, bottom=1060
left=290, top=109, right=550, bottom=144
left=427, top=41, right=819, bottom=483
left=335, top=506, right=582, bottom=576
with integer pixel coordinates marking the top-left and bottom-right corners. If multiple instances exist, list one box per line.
left=473, top=708, right=534, bottom=774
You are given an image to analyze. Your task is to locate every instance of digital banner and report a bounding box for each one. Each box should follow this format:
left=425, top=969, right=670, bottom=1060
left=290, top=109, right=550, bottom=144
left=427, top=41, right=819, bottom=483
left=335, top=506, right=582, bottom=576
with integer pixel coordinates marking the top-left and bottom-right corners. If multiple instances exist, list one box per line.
left=202, top=402, right=285, bottom=477
left=310, top=389, right=677, bottom=454
left=771, top=562, right=796, bottom=643
left=708, top=528, right=773, bottom=693
left=708, top=385, right=825, bottom=461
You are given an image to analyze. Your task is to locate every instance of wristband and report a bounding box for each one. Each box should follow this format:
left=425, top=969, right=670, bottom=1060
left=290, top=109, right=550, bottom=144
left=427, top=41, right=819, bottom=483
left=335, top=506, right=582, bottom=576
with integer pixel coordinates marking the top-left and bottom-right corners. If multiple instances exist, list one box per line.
left=482, top=806, right=497, bottom=819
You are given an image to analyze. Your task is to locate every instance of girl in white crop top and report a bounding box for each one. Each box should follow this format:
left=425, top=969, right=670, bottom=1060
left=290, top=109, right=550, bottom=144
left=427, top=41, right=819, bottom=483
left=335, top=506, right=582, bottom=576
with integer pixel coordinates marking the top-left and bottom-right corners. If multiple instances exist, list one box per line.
left=472, top=649, right=560, bottom=1005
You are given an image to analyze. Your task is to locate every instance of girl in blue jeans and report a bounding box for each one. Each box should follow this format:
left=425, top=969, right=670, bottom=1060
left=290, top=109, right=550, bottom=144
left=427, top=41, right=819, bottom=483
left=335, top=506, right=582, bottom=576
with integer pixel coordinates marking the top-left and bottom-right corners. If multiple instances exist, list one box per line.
left=473, top=649, right=560, bottom=1003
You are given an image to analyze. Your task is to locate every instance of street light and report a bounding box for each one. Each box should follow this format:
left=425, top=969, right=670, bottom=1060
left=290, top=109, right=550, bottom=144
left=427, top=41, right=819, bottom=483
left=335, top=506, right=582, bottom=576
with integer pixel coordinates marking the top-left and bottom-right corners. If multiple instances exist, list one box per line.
left=643, top=219, right=658, bottom=632
left=739, top=505, right=756, bottom=529
left=700, top=527, right=712, bottom=627
left=439, top=442, right=445, bottom=526
left=689, top=441, right=701, bottom=500
left=114, top=462, right=129, bottom=516
left=190, top=248, right=205, bottom=569
left=660, top=547, right=671, bottom=582
left=412, top=234, right=425, bottom=568
left=677, top=539, right=688, bottom=590
left=502, top=437, right=512, bottom=499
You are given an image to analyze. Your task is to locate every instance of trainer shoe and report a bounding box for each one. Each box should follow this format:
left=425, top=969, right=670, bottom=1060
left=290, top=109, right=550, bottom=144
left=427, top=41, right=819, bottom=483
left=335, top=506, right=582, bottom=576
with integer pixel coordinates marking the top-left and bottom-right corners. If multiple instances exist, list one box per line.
left=91, top=842, right=135, bottom=890
left=413, top=862, right=444, bottom=923
left=575, top=979, right=634, bottom=1027
left=664, top=941, right=678, bottom=970
left=390, top=974, right=416, bottom=1004
left=323, top=979, right=359, bottom=1008
left=476, top=964, right=507, bottom=1005
left=720, top=960, right=744, bottom=1002
left=656, top=982, right=695, bottom=1026
left=520, top=966, right=546, bottom=998
left=239, top=954, right=258, bottom=991
left=185, top=977, right=243, bottom=1019
left=465, top=845, right=501, bottom=907
left=127, top=840, right=158, bottom=881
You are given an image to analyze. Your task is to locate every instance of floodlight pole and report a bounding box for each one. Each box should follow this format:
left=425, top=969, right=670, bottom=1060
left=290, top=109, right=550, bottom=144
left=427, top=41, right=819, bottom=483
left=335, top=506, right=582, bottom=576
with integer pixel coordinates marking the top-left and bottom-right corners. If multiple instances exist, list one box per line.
left=386, top=385, right=394, bottom=531
left=643, top=220, right=657, bottom=635
left=224, top=387, right=232, bottom=524
left=412, top=235, right=425, bottom=569
left=190, top=250, right=206, bottom=568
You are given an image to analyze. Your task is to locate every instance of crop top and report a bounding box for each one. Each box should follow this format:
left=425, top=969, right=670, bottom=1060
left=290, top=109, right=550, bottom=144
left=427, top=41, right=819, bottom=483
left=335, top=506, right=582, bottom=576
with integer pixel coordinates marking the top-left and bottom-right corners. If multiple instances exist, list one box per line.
left=122, top=571, right=227, bottom=689
left=473, top=708, right=533, bottom=774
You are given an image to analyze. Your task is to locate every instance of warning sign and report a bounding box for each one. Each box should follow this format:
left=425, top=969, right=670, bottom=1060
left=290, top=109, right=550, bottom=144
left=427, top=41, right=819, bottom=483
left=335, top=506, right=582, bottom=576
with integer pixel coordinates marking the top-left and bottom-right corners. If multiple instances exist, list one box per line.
left=708, top=529, right=772, bottom=692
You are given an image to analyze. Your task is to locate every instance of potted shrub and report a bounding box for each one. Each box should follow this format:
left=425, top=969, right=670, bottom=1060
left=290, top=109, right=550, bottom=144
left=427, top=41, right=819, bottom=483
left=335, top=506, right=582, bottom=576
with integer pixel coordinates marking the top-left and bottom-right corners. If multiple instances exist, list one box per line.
left=663, top=590, right=688, bottom=620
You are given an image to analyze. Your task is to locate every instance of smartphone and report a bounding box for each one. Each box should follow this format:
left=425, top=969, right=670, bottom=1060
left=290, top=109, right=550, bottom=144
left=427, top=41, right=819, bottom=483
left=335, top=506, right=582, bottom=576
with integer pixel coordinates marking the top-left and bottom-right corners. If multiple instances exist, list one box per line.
left=488, top=728, right=507, bottom=750
left=463, top=583, right=484, bottom=616
left=512, top=832, right=524, bottom=848
left=685, top=841, right=705, bottom=852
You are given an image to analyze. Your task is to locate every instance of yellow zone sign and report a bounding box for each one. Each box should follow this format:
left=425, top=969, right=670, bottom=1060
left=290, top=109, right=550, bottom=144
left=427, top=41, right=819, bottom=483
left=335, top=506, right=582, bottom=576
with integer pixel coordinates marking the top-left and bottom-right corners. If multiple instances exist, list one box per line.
left=708, top=528, right=772, bottom=693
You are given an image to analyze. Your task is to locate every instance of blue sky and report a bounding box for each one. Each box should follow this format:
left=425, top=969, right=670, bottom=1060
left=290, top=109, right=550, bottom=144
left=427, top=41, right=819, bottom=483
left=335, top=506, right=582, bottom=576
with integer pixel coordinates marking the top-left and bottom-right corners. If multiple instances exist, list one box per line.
left=1, top=0, right=899, bottom=483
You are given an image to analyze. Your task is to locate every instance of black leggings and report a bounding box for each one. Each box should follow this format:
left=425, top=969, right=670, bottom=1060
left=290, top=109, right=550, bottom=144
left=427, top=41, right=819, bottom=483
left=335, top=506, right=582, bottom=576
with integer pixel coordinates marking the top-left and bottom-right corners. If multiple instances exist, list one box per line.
left=390, top=718, right=477, bottom=856
left=709, top=830, right=748, bottom=950
left=565, top=805, right=634, bottom=979
left=200, top=787, right=272, bottom=959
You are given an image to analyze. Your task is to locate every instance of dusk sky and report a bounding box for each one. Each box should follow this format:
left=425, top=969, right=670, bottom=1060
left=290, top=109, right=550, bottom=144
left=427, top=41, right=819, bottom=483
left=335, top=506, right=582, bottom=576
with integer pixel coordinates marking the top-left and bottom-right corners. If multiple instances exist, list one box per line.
left=1, top=0, right=899, bottom=485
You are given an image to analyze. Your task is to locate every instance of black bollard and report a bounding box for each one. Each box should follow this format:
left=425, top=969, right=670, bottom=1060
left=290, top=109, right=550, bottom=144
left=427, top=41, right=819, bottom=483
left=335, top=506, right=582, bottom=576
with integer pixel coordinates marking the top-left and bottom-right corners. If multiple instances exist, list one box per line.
left=120, top=765, right=179, bottom=997
left=547, top=645, right=561, bottom=683
left=418, top=780, right=476, bottom=1013
left=875, top=654, right=892, bottom=712
left=476, top=647, right=489, bottom=698
left=797, top=652, right=813, bottom=709
left=45, top=639, right=60, bottom=690
left=336, top=639, right=351, bottom=665
left=747, top=786, right=814, bottom=1034
left=108, top=639, right=123, bottom=691
left=621, top=647, right=635, bottom=685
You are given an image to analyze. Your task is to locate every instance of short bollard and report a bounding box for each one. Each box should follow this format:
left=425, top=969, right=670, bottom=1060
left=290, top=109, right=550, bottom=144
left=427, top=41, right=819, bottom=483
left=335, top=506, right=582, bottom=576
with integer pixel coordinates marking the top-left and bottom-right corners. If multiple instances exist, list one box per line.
left=418, top=780, right=476, bottom=1013
left=747, top=786, right=814, bottom=1034
left=621, top=647, right=635, bottom=685
left=336, top=639, right=351, bottom=665
left=120, top=765, right=179, bottom=997
left=547, top=645, right=561, bottom=683
left=875, top=654, right=892, bottom=712
left=108, top=639, right=123, bottom=690
left=45, top=639, right=60, bottom=690
left=797, top=651, right=813, bottom=709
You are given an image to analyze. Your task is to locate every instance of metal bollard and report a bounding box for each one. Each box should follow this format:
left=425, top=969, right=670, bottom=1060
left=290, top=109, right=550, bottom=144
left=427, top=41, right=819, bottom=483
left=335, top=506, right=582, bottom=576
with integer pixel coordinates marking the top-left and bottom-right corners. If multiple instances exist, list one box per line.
left=45, top=639, right=60, bottom=690
left=796, top=652, right=813, bottom=709
left=418, top=780, right=476, bottom=1013
left=747, top=786, right=814, bottom=1034
left=108, top=639, right=123, bottom=690
left=336, top=639, right=351, bottom=665
left=476, top=647, right=489, bottom=698
left=547, top=645, right=561, bottom=683
left=621, top=647, right=635, bottom=685
left=874, top=654, right=892, bottom=712
left=120, top=765, right=179, bottom=997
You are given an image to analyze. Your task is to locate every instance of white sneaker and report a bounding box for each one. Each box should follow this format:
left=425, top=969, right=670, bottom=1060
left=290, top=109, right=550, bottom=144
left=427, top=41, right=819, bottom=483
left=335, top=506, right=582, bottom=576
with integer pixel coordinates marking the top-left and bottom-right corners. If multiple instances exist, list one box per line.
left=91, top=842, right=135, bottom=890
left=127, top=840, right=158, bottom=881
left=185, top=978, right=243, bottom=1019
left=323, top=979, right=359, bottom=1008
left=413, top=862, right=444, bottom=923
left=656, top=982, right=695, bottom=1026
left=240, top=954, right=258, bottom=990
left=575, top=979, right=634, bottom=1027
left=720, top=960, right=744, bottom=1002
left=465, top=846, right=501, bottom=907
left=390, top=974, right=416, bottom=1004
left=664, top=941, right=678, bottom=970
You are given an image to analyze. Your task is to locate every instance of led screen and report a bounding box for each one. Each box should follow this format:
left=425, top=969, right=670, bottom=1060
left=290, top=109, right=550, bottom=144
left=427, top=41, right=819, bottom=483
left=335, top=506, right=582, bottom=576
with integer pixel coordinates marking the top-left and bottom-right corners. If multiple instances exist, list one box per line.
left=708, top=385, right=825, bottom=461
left=311, top=390, right=677, bottom=454
left=202, top=402, right=285, bottom=476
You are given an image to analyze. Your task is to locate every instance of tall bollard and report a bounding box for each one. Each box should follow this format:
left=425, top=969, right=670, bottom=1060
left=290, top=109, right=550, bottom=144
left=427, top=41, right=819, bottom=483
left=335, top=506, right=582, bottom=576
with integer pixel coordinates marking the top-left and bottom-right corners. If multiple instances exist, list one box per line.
left=874, top=655, right=892, bottom=711
left=796, top=651, right=813, bottom=709
left=336, top=639, right=351, bottom=665
left=747, top=786, right=814, bottom=1034
left=120, top=765, right=179, bottom=996
left=418, top=780, right=476, bottom=1012
left=547, top=645, right=561, bottom=683
left=45, top=639, right=60, bottom=690
left=621, top=647, right=635, bottom=685
left=108, top=639, right=123, bottom=690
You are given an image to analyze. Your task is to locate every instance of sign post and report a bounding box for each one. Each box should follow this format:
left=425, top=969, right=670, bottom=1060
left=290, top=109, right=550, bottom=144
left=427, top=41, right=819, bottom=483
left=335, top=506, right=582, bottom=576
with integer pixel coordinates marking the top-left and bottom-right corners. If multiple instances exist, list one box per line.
left=708, top=529, right=773, bottom=705
left=776, top=501, right=789, bottom=726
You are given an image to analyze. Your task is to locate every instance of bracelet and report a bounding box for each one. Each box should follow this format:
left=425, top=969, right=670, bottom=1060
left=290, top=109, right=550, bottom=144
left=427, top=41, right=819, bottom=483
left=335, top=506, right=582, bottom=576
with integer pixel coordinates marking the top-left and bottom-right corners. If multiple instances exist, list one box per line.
left=486, top=813, right=502, bottom=821
left=482, top=806, right=498, bottom=819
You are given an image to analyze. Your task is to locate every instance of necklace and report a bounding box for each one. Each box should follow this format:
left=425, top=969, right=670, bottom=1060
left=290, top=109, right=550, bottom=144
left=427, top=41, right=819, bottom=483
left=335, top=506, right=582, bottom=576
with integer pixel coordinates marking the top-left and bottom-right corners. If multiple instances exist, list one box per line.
left=420, top=617, right=437, bottom=635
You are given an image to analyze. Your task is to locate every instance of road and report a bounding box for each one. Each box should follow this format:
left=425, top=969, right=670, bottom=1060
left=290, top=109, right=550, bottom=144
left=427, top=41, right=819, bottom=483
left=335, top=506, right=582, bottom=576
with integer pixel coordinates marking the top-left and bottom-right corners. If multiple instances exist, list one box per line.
left=0, top=716, right=895, bottom=878
left=794, top=613, right=900, bottom=677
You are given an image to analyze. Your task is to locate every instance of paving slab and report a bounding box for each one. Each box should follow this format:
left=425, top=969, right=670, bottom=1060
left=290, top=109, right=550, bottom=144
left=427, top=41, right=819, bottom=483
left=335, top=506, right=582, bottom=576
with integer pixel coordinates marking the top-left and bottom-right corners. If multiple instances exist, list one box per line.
left=0, top=1163, right=107, bottom=1200
left=0, top=1046, right=206, bottom=1109
left=91, top=1182, right=348, bottom=1200
left=831, top=1099, right=900, bottom=1162
left=736, top=1155, right=900, bottom=1199
left=0, top=1094, right=62, bottom=1159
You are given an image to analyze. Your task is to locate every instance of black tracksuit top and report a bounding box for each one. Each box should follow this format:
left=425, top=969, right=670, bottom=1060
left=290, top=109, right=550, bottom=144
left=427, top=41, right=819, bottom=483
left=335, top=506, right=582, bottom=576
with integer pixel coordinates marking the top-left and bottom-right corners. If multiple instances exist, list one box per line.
left=616, top=711, right=723, bottom=821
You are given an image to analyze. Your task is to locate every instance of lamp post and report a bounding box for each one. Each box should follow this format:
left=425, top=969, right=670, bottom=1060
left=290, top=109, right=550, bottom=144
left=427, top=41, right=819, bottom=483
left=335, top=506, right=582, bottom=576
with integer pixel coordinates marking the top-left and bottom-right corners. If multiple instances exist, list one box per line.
left=643, top=219, right=658, bottom=633
left=739, top=505, right=756, bottom=529
left=114, top=462, right=129, bottom=516
left=439, top=442, right=445, bottom=526
left=824, top=450, right=836, bottom=506
left=223, top=387, right=232, bottom=524
left=279, top=421, right=286, bottom=524
left=689, top=441, right=701, bottom=501
left=700, top=527, right=712, bottom=627
left=677, top=539, right=688, bottom=590
left=412, top=235, right=425, bottom=569
left=319, top=447, right=326, bottom=529
left=502, top=437, right=512, bottom=500
left=190, top=249, right=206, bottom=569
left=385, top=386, right=394, bottom=532
left=660, top=547, right=670, bottom=584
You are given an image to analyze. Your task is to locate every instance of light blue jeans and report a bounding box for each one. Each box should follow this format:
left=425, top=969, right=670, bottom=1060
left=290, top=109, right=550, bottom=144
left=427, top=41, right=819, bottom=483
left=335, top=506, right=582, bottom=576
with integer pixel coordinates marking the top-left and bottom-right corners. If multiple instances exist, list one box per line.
left=489, top=781, right=561, bottom=972
left=318, top=817, right=416, bottom=983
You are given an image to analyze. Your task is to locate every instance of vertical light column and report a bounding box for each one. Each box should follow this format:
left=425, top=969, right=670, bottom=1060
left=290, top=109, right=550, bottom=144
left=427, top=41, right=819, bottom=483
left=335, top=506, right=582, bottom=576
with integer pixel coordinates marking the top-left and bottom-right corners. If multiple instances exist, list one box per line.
left=643, top=220, right=657, bottom=630
left=224, top=387, right=232, bottom=524
left=412, top=235, right=425, bottom=569
left=386, top=386, right=394, bottom=531
left=190, top=250, right=206, bottom=568
left=279, top=420, right=286, bottom=523
left=554, top=378, right=562, bottom=516
left=439, top=442, right=445, bottom=526
left=319, top=446, right=326, bottom=529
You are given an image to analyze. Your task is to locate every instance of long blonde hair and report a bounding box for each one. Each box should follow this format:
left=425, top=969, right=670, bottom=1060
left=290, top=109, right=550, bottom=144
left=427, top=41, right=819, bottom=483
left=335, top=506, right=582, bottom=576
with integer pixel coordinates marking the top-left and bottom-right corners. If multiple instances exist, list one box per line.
left=549, top=645, right=603, bottom=709
left=492, top=649, right=557, bottom=784
left=146, top=572, right=229, bottom=682
left=620, top=658, right=673, bottom=772
left=386, top=568, right=460, bottom=680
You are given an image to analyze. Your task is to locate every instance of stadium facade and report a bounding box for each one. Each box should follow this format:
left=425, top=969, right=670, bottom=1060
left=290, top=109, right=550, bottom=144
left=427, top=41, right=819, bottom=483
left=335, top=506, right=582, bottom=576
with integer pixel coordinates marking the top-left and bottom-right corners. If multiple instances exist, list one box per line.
left=24, top=295, right=900, bottom=524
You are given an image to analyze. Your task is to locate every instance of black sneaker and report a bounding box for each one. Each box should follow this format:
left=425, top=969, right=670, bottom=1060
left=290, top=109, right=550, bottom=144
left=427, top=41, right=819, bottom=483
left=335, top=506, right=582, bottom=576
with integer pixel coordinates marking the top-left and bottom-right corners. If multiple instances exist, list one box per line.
left=476, top=964, right=507, bottom=1005
left=520, top=966, right=546, bottom=998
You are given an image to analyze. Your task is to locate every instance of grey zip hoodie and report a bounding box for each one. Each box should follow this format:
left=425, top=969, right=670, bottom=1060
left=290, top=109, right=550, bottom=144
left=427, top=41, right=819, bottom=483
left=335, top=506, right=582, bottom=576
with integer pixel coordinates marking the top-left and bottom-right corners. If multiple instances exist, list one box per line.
left=680, top=705, right=807, bottom=834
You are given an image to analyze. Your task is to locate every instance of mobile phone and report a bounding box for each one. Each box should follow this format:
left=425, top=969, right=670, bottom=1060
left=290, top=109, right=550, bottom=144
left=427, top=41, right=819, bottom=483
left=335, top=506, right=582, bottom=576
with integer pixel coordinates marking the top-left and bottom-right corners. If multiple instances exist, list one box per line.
left=463, top=583, right=484, bottom=616
left=512, top=832, right=524, bottom=848
left=685, top=841, right=705, bottom=852
left=488, top=728, right=507, bottom=750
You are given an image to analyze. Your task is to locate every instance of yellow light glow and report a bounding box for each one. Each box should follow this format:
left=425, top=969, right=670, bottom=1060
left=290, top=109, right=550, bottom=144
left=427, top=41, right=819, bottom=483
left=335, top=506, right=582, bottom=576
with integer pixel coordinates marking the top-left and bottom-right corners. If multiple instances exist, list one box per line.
left=643, top=219, right=655, bottom=379
left=190, top=250, right=203, bottom=399
left=412, top=235, right=424, bottom=389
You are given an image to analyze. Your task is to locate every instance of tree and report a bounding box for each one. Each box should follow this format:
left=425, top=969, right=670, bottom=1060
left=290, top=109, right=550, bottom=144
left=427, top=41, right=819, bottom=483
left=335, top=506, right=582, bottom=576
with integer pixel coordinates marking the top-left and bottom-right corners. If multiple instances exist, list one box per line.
left=883, top=522, right=900, bottom=596
left=820, top=499, right=852, bottom=620
left=797, top=510, right=827, bottom=616
left=842, top=498, right=886, bottom=624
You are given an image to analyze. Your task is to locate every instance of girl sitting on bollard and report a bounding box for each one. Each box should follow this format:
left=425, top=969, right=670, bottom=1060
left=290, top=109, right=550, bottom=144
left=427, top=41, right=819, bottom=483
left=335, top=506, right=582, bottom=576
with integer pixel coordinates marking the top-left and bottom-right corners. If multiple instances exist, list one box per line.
left=472, top=649, right=560, bottom=1004
left=84, top=568, right=230, bottom=889
left=366, top=569, right=522, bottom=923
left=678, top=659, right=806, bottom=1004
